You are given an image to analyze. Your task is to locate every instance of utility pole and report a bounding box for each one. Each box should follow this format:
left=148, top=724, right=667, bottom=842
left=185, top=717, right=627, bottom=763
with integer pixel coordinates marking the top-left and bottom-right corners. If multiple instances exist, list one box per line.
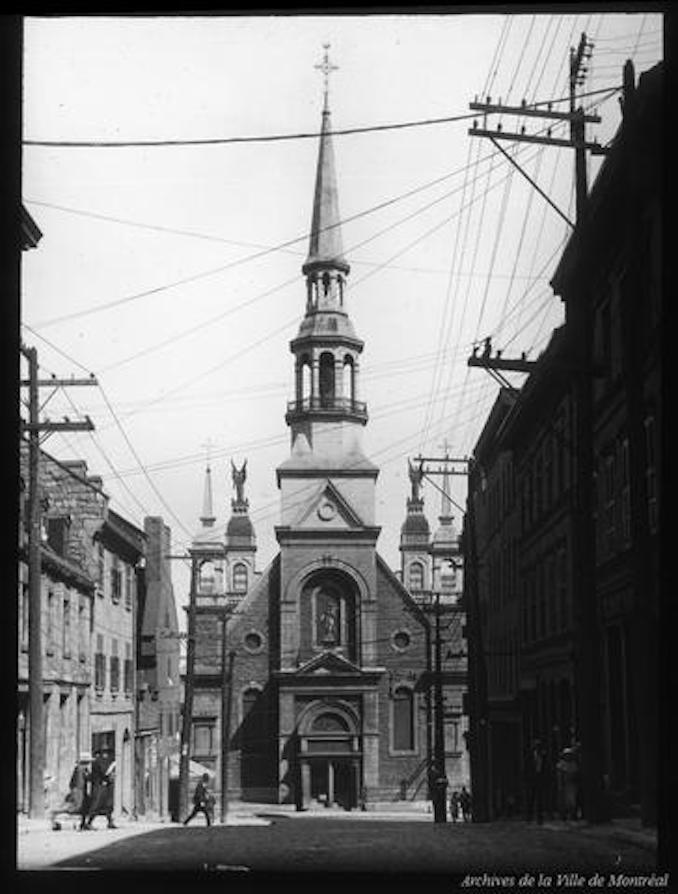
left=431, top=590, right=447, bottom=823
left=178, top=562, right=198, bottom=824
left=411, top=453, right=469, bottom=823
left=468, top=33, right=604, bottom=231
left=467, top=34, right=608, bottom=822
left=20, top=344, right=96, bottom=818
left=220, top=629, right=235, bottom=825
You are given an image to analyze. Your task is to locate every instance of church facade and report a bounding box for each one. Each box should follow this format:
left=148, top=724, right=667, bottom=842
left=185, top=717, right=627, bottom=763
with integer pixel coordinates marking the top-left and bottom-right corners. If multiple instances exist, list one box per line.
left=187, top=70, right=468, bottom=809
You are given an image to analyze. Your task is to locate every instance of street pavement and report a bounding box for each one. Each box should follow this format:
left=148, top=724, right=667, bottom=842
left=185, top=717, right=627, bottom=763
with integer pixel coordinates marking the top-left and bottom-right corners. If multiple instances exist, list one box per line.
left=15, top=803, right=660, bottom=880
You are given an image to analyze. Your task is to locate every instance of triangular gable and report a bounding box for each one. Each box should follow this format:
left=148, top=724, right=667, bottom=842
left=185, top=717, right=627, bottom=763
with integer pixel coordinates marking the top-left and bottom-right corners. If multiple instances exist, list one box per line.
left=375, top=552, right=430, bottom=628
left=295, top=649, right=362, bottom=676
left=291, top=479, right=366, bottom=530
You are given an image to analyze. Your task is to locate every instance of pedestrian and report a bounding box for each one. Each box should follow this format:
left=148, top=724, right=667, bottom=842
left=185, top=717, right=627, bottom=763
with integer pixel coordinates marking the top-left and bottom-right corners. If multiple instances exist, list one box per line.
left=449, top=789, right=461, bottom=822
left=525, top=738, right=547, bottom=824
left=51, top=752, right=92, bottom=831
left=183, top=773, right=213, bottom=826
left=459, top=785, right=472, bottom=822
left=556, top=747, right=579, bottom=821
left=85, top=749, right=117, bottom=829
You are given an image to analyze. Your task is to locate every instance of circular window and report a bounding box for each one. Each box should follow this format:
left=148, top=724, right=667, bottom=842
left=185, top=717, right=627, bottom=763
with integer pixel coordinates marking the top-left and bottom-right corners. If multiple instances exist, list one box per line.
left=392, top=630, right=411, bottom=651
left=243, top=631, right=264, bottom=653
left=317, top=500, right=336, bottom=521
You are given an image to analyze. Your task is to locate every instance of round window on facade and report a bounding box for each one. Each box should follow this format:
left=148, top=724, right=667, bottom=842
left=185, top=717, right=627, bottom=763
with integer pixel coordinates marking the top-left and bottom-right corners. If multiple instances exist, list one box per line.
left=392, top=630, right=411, bottom=652
left=243, top=631, right=264, bottom=653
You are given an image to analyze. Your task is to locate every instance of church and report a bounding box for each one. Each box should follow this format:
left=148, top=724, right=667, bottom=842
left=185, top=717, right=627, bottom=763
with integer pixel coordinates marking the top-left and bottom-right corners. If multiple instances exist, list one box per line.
left=187, top=55, right=468, bottom=810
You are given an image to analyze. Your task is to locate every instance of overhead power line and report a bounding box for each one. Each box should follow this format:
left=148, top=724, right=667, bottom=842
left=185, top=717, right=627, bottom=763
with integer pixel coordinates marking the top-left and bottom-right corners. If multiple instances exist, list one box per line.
left=22, top=86, right=621, bottom=149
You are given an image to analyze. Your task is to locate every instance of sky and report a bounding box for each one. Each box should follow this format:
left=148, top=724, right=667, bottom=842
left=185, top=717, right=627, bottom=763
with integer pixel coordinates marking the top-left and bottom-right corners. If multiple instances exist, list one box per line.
left=20, top=10, right=664, bottom=622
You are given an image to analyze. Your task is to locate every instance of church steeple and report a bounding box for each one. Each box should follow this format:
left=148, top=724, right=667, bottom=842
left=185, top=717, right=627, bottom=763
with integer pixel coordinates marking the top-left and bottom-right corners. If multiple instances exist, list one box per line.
left=285, top=45, right=370, bottom=453
left=303, top=45, right=349, bottom=281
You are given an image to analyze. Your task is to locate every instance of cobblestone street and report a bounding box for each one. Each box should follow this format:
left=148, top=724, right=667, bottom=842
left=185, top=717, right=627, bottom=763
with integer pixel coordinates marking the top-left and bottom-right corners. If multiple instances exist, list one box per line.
left=16, top=807, right=660, bottom=885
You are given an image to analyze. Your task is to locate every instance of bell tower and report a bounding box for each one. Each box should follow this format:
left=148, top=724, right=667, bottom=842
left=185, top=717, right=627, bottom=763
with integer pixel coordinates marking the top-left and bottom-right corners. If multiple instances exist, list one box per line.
left=275, top=45, right=380, bottom=675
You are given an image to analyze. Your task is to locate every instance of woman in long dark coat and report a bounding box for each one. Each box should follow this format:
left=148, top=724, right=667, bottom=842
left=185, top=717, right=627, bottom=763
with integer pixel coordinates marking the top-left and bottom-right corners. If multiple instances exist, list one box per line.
left=85, top=750, right=117, bottom=829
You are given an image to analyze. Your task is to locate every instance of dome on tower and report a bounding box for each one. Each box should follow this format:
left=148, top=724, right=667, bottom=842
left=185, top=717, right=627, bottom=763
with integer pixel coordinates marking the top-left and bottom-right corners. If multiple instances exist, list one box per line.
left=226, top=514, right=255, bottom=541
left=400, top=513, right=430, bottom=537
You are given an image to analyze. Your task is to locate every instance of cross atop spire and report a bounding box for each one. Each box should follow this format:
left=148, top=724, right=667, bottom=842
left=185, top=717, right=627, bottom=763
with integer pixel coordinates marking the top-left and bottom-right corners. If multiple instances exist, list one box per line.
left=201, top=437, right=215, bottom=469
left=314, top=43, right=338, bottom=109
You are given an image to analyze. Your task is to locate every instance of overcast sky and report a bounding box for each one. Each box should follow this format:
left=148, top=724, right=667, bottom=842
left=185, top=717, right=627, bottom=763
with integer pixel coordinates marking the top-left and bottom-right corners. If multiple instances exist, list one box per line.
left=21, top=10, right=663, bottom=616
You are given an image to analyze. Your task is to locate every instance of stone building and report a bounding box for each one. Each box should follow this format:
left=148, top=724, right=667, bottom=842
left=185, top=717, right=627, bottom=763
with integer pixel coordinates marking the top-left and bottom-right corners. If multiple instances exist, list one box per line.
left=464, top=61, right=662, bottom=825
left=18, top=446, right=145, bottom=818
left=186, top=82, right=438, bottom=810
left=135, top=516, right=181, bottom=820
left=18, top=467, right=94, bottom=814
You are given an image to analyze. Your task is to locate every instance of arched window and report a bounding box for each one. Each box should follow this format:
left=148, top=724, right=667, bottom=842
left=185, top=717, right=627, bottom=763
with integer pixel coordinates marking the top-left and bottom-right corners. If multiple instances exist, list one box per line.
left=319, top=352, right=335, bottom=408
left=199, top=560, right=215, bottom=594
left=393, top=687, right=415, bottom=751
left=343, top=355, right=354, bottom=401
left=311, top=712, right=350, bottom=733
left=233, top=562, right=248, bottom=593
left=301, top=354, right=311, bottom=404
left=408, top=561, right=424, bottom=591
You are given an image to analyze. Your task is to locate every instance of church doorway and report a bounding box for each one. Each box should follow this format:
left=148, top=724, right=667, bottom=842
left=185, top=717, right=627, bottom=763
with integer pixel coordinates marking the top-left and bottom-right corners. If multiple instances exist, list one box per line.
left=308, top=757, right=359, bottom=810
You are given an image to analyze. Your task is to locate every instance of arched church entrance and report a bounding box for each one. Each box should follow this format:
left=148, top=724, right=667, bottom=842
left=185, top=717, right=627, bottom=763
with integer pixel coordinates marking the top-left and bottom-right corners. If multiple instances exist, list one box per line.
left=298, top=707, right=361, bottom=811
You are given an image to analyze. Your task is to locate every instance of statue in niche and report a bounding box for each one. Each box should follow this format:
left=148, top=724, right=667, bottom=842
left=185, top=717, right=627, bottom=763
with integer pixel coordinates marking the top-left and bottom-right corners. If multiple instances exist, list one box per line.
left=231, top=459, right=247, bottom=503
left=408, top=459, right=425, bottom=501
left=317, top=591, right=339, bottom=645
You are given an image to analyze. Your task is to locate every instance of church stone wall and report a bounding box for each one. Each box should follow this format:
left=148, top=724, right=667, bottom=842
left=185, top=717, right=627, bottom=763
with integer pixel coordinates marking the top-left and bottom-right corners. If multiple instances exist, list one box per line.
left=373, top=561, right=430, bottom=802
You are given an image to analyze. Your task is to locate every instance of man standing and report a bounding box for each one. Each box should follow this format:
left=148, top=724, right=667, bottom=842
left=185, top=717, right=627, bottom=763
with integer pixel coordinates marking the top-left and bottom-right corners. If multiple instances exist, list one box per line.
left=525, top=738, right=547, bottom=824
left=183, top=773, right=213, bottom=826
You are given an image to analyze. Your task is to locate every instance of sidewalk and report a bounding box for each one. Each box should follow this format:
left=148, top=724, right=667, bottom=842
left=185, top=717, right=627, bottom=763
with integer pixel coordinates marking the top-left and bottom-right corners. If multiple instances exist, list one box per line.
left=16, top=810, right=270, bottom=871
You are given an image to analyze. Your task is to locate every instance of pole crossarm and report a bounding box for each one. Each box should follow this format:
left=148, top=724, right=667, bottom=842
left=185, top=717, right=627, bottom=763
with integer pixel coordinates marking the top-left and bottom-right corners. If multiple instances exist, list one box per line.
left=470, top=100, right=601, bottom=123
left=20, top=377, right=99, bottom=387
left=22, top=418, right=94, bottom=433
left=469, top=125, right=608, bottom=155
left=467, top=355, right=538, bottom=373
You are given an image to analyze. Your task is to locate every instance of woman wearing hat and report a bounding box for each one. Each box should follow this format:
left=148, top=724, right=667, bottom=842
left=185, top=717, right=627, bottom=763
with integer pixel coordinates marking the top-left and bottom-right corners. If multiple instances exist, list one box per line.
left=51, top=752, right=92, bottom=831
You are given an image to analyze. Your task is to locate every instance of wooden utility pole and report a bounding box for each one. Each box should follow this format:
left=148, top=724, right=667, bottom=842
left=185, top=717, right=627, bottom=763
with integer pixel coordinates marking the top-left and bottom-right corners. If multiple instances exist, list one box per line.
left=178, top=563, right=198, bottom=823
left=20, top=344, right=97, bottom=818
left=431, top=591, right=447, bottom=824
left=220, top=635, right=235, bottom=825
left=25, top=345, right=43, bottom=819
left=467, top=34, right=608, bottom=822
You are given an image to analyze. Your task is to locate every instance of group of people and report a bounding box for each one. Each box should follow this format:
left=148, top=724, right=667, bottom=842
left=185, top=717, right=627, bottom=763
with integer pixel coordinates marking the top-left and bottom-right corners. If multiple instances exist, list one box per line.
left=526, top=737, right=581, bottom=824
left=50, top=749, right=117, bottom=831
left=449, top=785, right=472, bottom=822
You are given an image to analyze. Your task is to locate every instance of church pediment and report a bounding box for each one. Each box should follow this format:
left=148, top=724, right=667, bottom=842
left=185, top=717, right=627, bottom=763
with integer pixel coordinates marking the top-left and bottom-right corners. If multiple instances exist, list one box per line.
left=292, top=479, right=366, bottom=530
left=295, top=650, right=363, bottom=677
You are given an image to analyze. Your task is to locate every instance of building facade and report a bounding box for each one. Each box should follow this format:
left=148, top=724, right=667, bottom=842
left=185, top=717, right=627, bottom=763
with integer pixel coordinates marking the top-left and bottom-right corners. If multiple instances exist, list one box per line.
left=135, top=516, right=181, bottom=820
left=18, top=447, right=145, bottom=818
left=465, top=61, right=661, bottom=826
left=186, top=84, right=441, bottom=810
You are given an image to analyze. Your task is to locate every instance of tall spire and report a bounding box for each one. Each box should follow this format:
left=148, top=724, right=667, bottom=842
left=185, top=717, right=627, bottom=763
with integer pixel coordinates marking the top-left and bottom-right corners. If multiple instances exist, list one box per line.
left=439, top=440, right=454, bottom=523
left=200, top=463, right=215, bottom=527
left=303, top=44, right=349, bottom=276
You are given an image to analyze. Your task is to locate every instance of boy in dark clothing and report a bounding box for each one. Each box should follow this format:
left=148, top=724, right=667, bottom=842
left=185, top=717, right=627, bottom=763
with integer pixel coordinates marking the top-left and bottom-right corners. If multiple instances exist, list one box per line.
left=183, top=773, right=213, bottom=826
